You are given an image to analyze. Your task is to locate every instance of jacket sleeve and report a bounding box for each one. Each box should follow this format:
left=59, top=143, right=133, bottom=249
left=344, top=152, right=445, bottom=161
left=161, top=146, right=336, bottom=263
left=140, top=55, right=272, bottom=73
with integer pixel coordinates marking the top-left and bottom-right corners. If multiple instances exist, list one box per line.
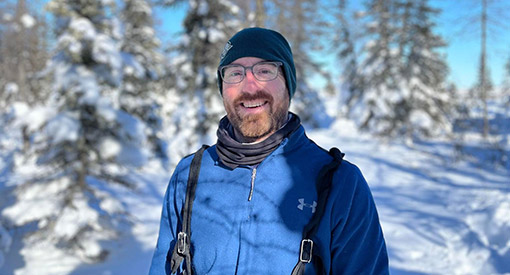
left=149, top=171, right=181, bottom=275
left=330, top=165, right=389, bottom=275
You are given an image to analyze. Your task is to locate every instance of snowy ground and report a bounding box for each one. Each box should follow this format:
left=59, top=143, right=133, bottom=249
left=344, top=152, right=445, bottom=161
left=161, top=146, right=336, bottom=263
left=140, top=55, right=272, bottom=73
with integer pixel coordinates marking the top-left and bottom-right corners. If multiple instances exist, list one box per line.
left=1, top=118, right=510, bottom=275
left=311, top=120, right=510, bottom=275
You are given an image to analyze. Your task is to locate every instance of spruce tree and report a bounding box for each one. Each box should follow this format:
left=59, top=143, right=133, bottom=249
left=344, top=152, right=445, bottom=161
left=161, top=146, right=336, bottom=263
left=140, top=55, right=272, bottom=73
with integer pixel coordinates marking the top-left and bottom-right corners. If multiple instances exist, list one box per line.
left=270, top=0, right=332, bottom=127
left=347, top=0, right=451, bottom=139
left=398, top=0, right=452, bottom=138
left=504, top=56, right=510, bottom=107
left=161, top=0, right=242, bottom=160
left=332, top=0, right=363, bottom=116
left=120, top=0, right=167, bottom=161
left=2, top=0, right=149, bottom=264
left=449, top=0, right=510, bottom=139
left=349, top=0, right=402, bottom=135
left=502, top=55, right=510, bottom=158
left=0, top=0, right=49, bottom=108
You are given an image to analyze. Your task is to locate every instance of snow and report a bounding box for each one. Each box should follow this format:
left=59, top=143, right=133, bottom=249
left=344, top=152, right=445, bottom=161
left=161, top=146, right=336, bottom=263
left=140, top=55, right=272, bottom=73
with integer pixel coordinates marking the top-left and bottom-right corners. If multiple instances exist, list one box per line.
left=410, top=109, right=433, bottom=130
left=0, top=223, right=11, bottom=268
left=121, top=53, right=145, bottom=78
left=20, top=14, right=36, bottom=29
left=2, top=107, right=509, bottom=274
left=4, top=83, right=19, bottom=95
left=310, top=118, right=510, bottom=274
left=99, top=138, right=123, bottom=160
left=94, top=105, right=149, bottom=166
left=2, top=179, right=70, bottom=225
left=92, top=34, right=123, bottom=84
left=4, top=103, right=55, bottom=133
left=53, top=194, right=100, bottom=240
left=102, top=0, right=115, bottom=6
left=0, top=3, right=508, bottom=271
left=45, top=113, right=80, bottom=144
left=69, top=18, right=97, bottom=40
left=208, top=28, right=226, bottom=43
left=2, top=13, right=13, bottom=22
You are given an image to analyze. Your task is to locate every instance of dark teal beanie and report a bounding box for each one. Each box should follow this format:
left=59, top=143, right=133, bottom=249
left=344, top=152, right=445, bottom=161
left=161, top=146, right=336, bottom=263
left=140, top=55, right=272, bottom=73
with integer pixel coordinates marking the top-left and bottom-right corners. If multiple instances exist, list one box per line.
left=217, top=27, right=296, bottom=100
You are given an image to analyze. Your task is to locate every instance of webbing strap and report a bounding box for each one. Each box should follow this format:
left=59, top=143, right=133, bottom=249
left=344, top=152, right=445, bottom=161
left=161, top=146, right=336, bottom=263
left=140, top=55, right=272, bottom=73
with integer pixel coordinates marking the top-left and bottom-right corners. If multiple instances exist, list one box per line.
left=170, top=145, right=209, bottom=275
left=291, top=147, right=344, bottom=275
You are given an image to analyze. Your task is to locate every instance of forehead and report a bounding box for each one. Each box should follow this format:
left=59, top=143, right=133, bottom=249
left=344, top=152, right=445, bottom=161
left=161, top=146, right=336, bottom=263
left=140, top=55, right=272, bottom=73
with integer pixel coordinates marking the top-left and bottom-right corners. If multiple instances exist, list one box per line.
left=229, top=57, right=266, bottom=66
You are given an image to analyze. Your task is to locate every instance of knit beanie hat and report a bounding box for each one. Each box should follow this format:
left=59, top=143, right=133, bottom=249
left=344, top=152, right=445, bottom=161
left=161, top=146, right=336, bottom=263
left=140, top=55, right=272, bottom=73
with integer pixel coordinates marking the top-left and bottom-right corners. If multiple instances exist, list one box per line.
left=217, top=27, right=297, bottom=100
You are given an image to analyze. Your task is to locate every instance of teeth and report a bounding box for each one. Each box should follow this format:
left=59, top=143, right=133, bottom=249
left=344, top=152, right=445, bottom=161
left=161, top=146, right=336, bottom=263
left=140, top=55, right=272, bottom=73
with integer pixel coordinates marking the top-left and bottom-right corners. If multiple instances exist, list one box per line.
left=243, top=102, right=264, bottom=108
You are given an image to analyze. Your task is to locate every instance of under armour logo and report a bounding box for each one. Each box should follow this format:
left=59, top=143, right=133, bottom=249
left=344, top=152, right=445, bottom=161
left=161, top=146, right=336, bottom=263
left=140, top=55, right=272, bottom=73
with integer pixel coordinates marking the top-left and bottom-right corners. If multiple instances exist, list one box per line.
left=297, top=198, right=317, bottom=213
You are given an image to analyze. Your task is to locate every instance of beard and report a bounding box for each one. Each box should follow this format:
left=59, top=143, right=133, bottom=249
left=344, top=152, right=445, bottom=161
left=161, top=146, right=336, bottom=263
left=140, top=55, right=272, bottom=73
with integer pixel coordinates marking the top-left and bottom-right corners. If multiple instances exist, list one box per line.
left=225, top=90, right=289, bottom=142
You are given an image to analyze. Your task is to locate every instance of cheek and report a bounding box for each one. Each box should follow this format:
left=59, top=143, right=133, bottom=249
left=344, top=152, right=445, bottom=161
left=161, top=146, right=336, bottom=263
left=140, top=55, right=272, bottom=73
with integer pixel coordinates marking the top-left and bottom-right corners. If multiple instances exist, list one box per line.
left=222, top=83, right=241, bottom=98
left=222, top=87, right=236, bottom=103
left=222, top=95, right=233, bottom=111
left=273, top=77, right=288, bottom=101
left=273, top=84, right=289, bottom=103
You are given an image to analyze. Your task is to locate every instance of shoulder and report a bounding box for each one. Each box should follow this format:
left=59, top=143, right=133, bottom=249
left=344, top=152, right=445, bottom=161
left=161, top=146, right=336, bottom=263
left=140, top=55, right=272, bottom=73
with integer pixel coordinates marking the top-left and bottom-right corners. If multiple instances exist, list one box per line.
left=336, top=159, right=365, bottom=181
left=172, top=152, right=194, bottom=176
left=328, top=158, right=377, bottom=219
left=172, top=145, right=218, bottom=176
left=303, top=140, right=370, bottom=198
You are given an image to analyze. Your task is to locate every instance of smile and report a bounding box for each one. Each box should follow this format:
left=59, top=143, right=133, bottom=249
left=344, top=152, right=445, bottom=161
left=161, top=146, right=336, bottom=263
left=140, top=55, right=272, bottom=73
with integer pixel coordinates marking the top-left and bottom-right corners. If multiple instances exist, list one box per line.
left=242, top=101, right=267, bottom=108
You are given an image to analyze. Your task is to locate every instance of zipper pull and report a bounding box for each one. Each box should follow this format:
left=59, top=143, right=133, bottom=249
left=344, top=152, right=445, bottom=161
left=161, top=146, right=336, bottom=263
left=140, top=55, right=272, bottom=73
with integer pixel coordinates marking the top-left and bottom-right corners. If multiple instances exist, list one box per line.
left=248, top=167, right=257, bottom=201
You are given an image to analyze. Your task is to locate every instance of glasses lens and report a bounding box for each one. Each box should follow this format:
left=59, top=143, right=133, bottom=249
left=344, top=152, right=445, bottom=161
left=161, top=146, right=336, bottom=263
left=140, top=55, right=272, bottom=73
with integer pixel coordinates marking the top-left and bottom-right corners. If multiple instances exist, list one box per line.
left=253, top=63, right=279, bottom=81
left=222, top=65, right=244, bottom=83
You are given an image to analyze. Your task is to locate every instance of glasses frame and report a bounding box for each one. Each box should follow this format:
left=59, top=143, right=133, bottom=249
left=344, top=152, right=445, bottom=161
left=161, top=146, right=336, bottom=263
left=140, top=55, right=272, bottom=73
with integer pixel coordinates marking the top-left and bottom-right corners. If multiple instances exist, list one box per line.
left=219, top=61, right=283, bottom=84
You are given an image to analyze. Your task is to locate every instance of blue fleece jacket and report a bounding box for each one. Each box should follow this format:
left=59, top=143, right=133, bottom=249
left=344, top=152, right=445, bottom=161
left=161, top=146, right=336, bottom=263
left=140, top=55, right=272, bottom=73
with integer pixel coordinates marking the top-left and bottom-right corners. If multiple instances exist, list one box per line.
left=149, top=126, right=388, bottom=274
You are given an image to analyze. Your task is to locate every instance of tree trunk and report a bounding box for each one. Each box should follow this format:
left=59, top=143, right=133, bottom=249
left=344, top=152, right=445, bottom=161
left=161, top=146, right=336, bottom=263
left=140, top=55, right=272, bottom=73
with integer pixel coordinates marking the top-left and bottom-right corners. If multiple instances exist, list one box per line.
left=481, top=0, right=489, bottom=138
left=255, top=0, right=265, bottom=27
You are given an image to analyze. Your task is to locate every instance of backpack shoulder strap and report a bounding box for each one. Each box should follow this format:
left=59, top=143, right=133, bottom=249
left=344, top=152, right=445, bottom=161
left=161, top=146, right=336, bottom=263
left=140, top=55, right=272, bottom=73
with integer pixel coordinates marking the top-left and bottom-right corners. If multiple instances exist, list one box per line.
left=292, top=147, right=344, bottom=275
left=169, top=144, right=209, bottom=275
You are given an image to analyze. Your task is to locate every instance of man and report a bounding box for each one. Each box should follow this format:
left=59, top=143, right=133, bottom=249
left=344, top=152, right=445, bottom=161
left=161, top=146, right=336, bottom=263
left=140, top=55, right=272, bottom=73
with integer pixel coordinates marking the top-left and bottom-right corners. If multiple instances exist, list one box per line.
left=149, top=27, right=388, bottom=274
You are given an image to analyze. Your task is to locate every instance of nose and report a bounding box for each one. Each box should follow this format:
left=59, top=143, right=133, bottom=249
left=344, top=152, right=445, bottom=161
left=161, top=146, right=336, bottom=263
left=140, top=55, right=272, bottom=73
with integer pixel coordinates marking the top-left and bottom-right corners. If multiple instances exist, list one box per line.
left=241, top=68, right=260, bottom=92
left=244, top=67, right=257, bottom=82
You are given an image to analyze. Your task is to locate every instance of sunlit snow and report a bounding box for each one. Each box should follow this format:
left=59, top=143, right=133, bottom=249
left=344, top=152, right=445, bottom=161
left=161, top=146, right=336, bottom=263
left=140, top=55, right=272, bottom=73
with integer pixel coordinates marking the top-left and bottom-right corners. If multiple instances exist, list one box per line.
left=20, top=14, right=35, bottom=28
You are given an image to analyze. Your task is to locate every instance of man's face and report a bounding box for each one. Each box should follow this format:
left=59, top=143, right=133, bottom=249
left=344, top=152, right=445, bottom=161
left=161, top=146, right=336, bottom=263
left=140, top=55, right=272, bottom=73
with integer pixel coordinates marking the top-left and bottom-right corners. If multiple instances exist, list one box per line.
left=222, top=57, right=290, bottom=143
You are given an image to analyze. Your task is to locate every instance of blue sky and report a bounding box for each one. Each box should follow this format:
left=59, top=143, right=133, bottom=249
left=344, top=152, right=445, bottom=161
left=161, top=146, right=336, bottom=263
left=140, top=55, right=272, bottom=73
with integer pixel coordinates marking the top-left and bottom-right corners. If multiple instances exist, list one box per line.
left=430, top=0, right=510, bottom=91
left=33, top=0, right=509, bottom=91
left=154, top=1, right=510, bottom=91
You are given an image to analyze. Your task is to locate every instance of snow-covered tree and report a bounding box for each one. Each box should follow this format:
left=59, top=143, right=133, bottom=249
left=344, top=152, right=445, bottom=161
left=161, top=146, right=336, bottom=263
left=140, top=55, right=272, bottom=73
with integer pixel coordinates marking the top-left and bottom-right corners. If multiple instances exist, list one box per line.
left=346, top=0, right=452, bottom=139
left=267, top=0, right=332, bottom=127
left=451, top=0, right=510, bottom=139
left=331, top=0, right=363, bottom=115
left=161, top=0, right=242, bottom=160
left=469, top=53, right=494, bottom=133
left=0, top=0, right=50, bottom=108
left=504, top=55, right=510, bottom=106
left=397, top=0, right=452, bottom=138
left=120, top=0, right=167, bottom=161
left=347, top=0, right=401, bottom=134
left=1, top=0, right=150, bottom=264
left=502, top=54, right=510, bottom=153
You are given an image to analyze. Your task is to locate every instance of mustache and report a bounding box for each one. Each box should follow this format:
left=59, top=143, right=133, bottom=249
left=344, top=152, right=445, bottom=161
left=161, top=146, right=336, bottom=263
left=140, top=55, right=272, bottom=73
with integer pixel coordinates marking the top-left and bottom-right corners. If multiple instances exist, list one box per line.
left=234, top=90, right=273, bottom=104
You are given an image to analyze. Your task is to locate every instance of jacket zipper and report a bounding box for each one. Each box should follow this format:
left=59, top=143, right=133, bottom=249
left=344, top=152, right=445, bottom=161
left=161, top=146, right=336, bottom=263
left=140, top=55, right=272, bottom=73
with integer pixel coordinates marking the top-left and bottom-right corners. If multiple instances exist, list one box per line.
left=248, top=167, right=257, bottom=201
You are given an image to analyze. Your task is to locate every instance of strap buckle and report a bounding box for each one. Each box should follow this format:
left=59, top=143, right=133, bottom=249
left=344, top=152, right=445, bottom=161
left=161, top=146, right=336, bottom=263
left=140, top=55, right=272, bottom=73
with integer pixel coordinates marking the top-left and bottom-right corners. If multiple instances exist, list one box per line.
left=299, top=239, right=313, bottom=263
left=177, top=232, right=188, bottom=254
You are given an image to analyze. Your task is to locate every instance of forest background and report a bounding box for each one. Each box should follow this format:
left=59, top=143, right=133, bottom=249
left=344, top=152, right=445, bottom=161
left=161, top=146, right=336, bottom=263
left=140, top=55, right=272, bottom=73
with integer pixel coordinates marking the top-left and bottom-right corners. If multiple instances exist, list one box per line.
left=0, top=0, right=509, bottom=274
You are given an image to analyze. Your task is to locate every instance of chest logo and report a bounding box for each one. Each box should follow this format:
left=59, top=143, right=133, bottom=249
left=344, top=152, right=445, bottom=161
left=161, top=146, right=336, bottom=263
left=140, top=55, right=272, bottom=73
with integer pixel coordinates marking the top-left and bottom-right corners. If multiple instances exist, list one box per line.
left=297, top=198, right=317, bottom=213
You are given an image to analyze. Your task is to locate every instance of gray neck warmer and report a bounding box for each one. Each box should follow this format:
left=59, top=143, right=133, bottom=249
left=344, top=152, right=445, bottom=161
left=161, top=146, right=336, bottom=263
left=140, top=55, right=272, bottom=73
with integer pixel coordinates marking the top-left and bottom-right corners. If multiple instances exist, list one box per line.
left=215, top=113, right=301, bottom=170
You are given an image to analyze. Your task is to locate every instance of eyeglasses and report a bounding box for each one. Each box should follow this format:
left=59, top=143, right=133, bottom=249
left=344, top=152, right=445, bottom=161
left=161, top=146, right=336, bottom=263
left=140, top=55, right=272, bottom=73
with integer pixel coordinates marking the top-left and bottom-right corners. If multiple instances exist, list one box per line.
left=219, top=61, right=283, bottom=84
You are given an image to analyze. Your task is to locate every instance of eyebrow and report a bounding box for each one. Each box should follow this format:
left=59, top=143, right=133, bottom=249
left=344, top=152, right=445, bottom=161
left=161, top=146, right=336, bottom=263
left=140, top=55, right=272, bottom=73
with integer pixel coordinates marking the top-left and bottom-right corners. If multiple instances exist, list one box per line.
left=229, top=60, right=270, bottom=66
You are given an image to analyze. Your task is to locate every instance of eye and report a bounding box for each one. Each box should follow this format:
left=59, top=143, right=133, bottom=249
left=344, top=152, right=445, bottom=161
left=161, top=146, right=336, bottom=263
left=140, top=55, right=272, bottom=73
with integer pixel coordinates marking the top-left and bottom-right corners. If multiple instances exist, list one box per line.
left=225, top=68, right=243, bottom=76
left=223, top=67, right=243, bottom=77
left=254, top=64, right=276, bottom=75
